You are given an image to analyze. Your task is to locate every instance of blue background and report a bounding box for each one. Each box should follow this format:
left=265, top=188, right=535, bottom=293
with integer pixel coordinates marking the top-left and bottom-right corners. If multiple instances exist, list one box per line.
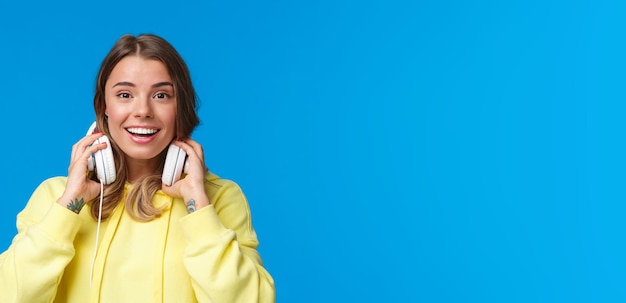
left=1, top=0, right=625, bottom=302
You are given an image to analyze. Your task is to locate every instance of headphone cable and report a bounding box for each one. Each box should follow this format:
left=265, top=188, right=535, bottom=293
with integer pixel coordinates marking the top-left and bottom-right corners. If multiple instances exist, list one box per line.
left=89, top=180, right=104, bottom=288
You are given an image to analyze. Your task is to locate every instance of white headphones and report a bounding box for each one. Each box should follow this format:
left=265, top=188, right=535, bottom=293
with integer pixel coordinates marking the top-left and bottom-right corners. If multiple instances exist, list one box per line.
left=86, top=121, right=187, bottom=186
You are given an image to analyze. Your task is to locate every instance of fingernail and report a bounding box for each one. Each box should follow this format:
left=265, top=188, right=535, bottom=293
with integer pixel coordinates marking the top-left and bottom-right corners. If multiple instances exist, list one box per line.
left=93, top=132, right=102, bottom=135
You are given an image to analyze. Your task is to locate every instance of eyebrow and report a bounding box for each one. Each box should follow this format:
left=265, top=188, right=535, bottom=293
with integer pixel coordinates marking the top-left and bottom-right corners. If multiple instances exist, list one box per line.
left=111, top=81, right=174, bottom=88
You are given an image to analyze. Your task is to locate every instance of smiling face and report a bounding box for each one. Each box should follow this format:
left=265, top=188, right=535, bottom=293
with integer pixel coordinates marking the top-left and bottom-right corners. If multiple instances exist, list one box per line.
left=104, top=56, right=177, bottom=169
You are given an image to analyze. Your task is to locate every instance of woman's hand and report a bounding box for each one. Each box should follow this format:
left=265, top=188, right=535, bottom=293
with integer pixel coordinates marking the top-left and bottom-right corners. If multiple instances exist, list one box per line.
left=161, top=138, right=211, bottom=212
left=56, top=132, right=109, bottom=213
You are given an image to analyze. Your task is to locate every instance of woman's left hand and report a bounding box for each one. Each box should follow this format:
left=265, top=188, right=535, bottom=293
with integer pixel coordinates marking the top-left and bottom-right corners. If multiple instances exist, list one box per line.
left=161, top=138, right=211, bottom=212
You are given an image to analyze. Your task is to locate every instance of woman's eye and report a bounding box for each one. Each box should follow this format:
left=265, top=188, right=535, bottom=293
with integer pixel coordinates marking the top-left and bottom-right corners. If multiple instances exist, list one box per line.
left=154, top=92, right=169, bottom=99
left=118, top=93, right=131, bottom=98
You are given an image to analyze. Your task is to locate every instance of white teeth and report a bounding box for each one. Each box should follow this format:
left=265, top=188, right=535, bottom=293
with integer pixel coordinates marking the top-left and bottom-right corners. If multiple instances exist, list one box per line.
left=127, top=127, right=158, bottom=135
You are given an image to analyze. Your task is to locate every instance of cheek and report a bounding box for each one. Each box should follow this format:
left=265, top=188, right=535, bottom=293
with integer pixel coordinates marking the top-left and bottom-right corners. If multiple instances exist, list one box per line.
left=103, top=105, right=128, bottom=132
left=157, top=106, right=177, bottom=126
left=104, top=99, right=130, bottom=119
left=104, top=99, right=117, bottom=117
left=105, top=108, right=124, bottom=124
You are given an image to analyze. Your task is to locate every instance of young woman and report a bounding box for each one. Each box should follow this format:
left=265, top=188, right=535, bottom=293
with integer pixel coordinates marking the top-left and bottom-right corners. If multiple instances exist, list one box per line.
left=0, top=34, right=275, bottom=302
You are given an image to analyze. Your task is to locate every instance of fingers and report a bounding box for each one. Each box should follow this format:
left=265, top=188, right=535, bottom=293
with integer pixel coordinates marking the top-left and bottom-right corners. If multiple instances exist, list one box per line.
left=71, top=132, right=105, bottom=160
left=170, top=138, right=207, bottom=182
left=163, top=138, right=209, bottom=201
left=68, top=133, right=108, bottom=174
left=62, top=133, right=110, bottom=204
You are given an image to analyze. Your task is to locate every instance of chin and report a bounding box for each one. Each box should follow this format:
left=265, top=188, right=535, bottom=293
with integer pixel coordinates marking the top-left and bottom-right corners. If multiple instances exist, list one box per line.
left=124, top=146, right=168, bottom=161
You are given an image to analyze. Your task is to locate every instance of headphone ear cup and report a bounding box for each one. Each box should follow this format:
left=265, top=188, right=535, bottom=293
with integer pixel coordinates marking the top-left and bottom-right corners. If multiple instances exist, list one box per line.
left=162, top=144, right=187, bottom=186
left=93, top=135, right=116, bottom=185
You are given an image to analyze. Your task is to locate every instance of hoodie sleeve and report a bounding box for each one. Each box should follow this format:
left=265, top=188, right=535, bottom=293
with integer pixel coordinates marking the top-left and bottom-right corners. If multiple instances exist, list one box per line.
left=179, top=179, right=276, bottom=303
left=0, top=177, right=81, bottom=303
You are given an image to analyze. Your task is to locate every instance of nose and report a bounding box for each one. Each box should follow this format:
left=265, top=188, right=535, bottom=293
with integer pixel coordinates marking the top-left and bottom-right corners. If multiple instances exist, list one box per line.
left=133, top=95, right=153, bottom=118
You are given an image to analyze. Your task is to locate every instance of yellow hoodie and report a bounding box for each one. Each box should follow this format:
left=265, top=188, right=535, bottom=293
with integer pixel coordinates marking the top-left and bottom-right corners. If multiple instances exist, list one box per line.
left=0, top=172, right=275, bottom=302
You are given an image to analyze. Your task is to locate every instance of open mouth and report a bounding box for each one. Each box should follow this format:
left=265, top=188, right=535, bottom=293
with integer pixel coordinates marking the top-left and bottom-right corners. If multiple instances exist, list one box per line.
left=126, top=127, right=159, bottom=137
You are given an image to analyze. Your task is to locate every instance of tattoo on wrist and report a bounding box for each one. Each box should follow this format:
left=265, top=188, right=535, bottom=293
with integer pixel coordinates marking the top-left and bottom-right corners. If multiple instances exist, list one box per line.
left=67, top=198, right=85, bottom=214
left=187, top=199, right=196, bottom=214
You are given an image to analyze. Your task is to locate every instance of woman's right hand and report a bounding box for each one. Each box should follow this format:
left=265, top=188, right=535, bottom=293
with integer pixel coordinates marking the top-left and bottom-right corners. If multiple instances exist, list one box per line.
left=56, top=132, right=109, bottom=213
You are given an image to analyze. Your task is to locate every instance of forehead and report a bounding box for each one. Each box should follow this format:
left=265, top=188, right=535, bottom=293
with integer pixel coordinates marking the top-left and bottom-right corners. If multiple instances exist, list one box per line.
left=107, top=56, right=172, bottom=85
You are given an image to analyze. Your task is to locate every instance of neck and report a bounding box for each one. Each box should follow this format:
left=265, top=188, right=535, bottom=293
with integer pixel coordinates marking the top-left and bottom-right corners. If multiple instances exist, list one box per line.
left=127, top=158, right=160, bottom=183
